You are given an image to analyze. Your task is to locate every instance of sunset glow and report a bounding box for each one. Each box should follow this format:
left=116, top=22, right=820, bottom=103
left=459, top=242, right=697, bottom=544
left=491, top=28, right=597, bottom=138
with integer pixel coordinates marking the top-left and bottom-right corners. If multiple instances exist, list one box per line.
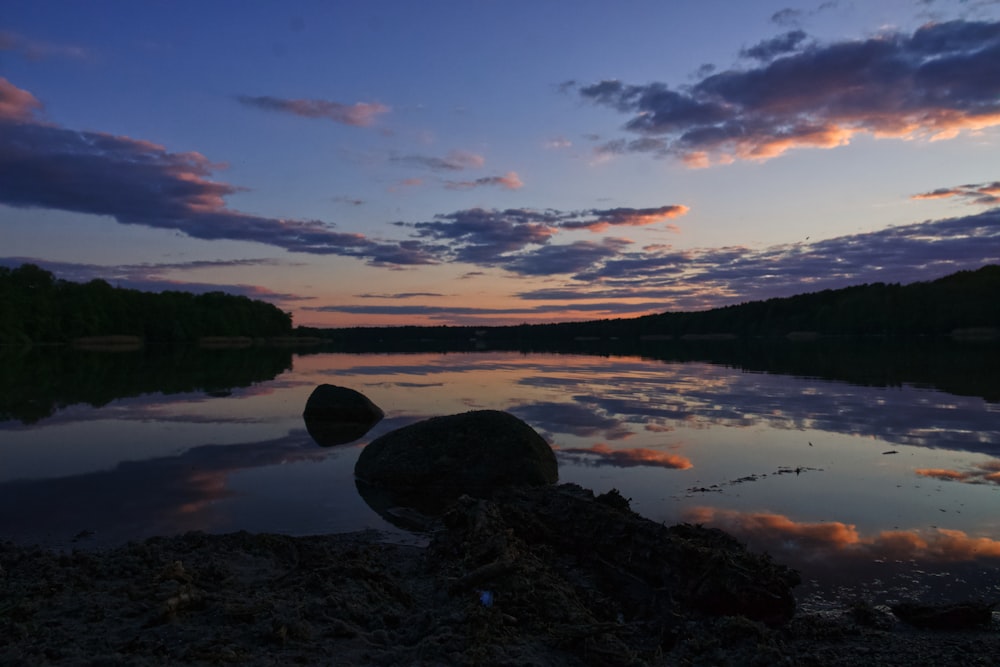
left=2, top=2, right=999, bottom=326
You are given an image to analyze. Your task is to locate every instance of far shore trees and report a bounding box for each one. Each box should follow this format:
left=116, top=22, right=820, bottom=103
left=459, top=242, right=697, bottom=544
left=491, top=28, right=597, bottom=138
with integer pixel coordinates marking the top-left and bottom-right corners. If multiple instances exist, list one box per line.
left=0, top=264, right=292, bottom=345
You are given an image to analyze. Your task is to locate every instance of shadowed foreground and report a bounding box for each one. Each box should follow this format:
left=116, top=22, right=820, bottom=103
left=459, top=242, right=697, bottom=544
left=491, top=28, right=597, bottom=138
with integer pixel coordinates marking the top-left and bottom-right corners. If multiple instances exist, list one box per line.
left=2, top=484, right=997, bottom=666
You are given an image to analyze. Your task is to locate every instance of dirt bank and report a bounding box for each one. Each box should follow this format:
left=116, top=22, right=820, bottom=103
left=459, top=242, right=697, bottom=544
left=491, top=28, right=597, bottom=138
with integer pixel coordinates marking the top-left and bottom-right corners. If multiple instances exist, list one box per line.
left=2, top=484, right=997, bottom=666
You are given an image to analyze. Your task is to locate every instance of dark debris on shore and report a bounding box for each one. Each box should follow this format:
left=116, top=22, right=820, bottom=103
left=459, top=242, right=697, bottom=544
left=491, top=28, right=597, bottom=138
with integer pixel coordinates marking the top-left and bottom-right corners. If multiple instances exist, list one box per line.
left=2, top=483, right=998, bottom=666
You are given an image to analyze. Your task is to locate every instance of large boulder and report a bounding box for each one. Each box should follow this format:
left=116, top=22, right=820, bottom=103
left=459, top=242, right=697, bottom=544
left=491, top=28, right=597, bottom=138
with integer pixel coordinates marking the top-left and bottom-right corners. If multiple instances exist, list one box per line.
left=355, top=410, right=557, bottom=511
left=431, top=483, right=801, bottom=633
left=302, top=384, right=384, bottom=446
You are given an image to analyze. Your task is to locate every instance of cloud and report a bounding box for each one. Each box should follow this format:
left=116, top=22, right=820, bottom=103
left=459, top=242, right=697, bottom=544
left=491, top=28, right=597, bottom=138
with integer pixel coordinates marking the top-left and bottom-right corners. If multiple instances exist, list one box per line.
left=389, top=177, right=425, bottom=191
left=771, top=8, right=805, bottom=27
left=508, top=402, right=634, bottom=440
left=354, top=291, right=446, bottom=299
left=913, top=180, right=1000, bottom=206
left=390, top=150, right=485, bottom=171
left=444, top=171, right=524, bottom=190
left=0, top=77, right=42, bottom=122
left=740, top=30, right=809, bottom=61
left=397, top=207, right=557, bottom=265
left=545, top=136, right=572, bottom=149
left=534, top=207, right=1000, bottom=309
left=303, top=299, right=668, bottom=321
left=381, top=201, right=994, bottom=298
left=5, top=74, right=995, bottom=305
left=916, top=459, right=1000, bottom=485
left=557, top=205, right=689, bottom=232
left=503, top=238, right=632, bottom=276
left=577, top=19, right=1000, bottom=165
left=0, top=30, right=91, bottom=62
left=0, top=79, right=435, bottom=265
left=391, top=204, right=688, bottom=271
left=0, top=431, right=343, bottom=544
left=686, top=506, right=1000, bottom=563
left=558, top=443, right=693, bottom=469
left=236, top=95, right=388, bottom=126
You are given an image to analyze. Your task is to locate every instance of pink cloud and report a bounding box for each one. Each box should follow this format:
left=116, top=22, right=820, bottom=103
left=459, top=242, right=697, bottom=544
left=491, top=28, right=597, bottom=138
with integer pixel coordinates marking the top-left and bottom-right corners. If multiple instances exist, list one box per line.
left=237, top=95, right=389, bottom=126
left=912, top=181, right=1000, bottom=206
left=392, top=150, right=486, bottom=172
left=582, top=205, right=689, bottom=232
left=915, top=459, right=1000, bottom=485
left=686, top=506, right=1000, bottom=563
left=0, top=30, right=91, bottom=62
left=0, top=77, right=43, bottom=122
left=0, top=79, right=434, bottom=265
left=444, top=170, right=523, bottom=190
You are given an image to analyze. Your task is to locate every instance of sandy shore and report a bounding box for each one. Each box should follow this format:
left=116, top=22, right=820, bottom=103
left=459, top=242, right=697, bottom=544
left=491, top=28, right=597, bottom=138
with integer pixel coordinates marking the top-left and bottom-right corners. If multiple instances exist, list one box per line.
left=2, top=484, right=997, bottom=666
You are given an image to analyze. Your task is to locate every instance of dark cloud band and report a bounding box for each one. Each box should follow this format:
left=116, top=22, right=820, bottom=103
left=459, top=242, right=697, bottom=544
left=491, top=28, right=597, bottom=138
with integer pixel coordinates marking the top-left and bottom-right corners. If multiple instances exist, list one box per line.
left=578, top=20, right=1000, bottom=165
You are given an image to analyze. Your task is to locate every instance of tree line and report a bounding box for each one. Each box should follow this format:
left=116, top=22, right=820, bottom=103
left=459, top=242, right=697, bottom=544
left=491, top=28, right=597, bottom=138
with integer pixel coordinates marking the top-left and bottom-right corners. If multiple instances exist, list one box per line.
left=618, top=264, right=1000, bottom=339
left=308, top=265, right=1000, bottom=349
left=0, top=264, right=293, bottom=345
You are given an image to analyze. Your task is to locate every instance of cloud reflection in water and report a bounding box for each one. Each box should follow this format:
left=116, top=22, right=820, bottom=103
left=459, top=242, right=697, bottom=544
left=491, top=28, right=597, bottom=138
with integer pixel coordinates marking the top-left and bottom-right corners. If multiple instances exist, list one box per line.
left=557, top=443, right=693, bottom=470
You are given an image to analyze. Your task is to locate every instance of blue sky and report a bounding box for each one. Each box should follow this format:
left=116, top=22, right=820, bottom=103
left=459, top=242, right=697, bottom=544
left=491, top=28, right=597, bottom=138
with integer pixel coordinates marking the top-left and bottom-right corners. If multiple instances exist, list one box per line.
left=2, top=0, right=999, bottom=326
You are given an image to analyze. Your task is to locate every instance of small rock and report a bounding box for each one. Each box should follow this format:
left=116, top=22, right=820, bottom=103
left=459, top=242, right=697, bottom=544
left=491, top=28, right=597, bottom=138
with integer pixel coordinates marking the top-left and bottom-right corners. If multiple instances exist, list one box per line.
left=302, top=384, right=384, bottom=446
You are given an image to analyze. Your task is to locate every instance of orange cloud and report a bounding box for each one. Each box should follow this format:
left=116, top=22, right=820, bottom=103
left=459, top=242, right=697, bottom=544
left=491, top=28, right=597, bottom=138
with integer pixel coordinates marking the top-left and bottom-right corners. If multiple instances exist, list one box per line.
left=560, top=443, right=692, bottom=469
left=912, top=181, right=1000, bottom=206
left=566, top=205, right=690, bottom=232
left=0, top=77, right=42, bottom=122
left=912, top=188, right=963, bottom=201
left=744, top=123, right=855, bottom=162
left=590, top=443, right=693, bottom=469
left=686, top=506, right=1000, bottom=563
left=915, top=459, right=1000, bottom=485
left=685, top=506, right=860, bottom=549
left=915, top=468, right=969, bottom=481
left=581, top=205, right=689, bottom=232
left=444, top=170, right=523, bottom=191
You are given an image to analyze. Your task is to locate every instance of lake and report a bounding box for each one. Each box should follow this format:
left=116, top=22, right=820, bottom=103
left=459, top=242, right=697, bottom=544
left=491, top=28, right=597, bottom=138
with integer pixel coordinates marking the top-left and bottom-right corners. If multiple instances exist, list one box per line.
left=2, top=341, right=999, bottom=610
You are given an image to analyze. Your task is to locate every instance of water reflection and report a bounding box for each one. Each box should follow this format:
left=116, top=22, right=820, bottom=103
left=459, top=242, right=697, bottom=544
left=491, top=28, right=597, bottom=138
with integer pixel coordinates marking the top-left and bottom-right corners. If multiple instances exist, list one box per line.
left=687, top=506, right=1000, bottom=563
left=916, top=460, right=1000, bottom=485
left=514, top=361, right=1000, bottom=456
left=509, top=402, right=633, bottom=440
left=0, top=345, right=293, bottom=424
left=0, top=432, right=330, bottom=546
left=1, top=346, right=999, bottom=605
left=684, top=505, right=1000, bottom=607
left=557, top=444, right=693, bottom=470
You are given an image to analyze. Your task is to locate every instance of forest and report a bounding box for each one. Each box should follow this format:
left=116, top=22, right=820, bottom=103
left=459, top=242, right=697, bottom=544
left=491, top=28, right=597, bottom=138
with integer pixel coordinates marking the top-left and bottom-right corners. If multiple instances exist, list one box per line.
left=0, top=264, right=292, bottom=344
left=305, top=264, right=1000, bottom=349
left=4, top=263, right=997, bottom=348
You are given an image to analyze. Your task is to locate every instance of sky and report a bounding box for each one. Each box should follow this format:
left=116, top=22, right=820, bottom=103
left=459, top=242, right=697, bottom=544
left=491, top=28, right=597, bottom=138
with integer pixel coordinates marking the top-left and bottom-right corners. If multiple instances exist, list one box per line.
left=2, top=0, right=999, bottom=328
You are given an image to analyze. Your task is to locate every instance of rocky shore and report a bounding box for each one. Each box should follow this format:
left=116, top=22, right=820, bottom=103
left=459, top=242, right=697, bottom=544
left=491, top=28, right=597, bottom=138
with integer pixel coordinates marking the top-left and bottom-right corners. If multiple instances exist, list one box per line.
left=3, top=483, right=997, bottom=666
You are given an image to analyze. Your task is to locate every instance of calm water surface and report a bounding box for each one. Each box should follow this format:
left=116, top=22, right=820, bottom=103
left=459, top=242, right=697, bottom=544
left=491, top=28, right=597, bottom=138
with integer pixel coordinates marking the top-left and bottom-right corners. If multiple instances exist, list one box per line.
left=2, top=346, right=999, bottom=608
